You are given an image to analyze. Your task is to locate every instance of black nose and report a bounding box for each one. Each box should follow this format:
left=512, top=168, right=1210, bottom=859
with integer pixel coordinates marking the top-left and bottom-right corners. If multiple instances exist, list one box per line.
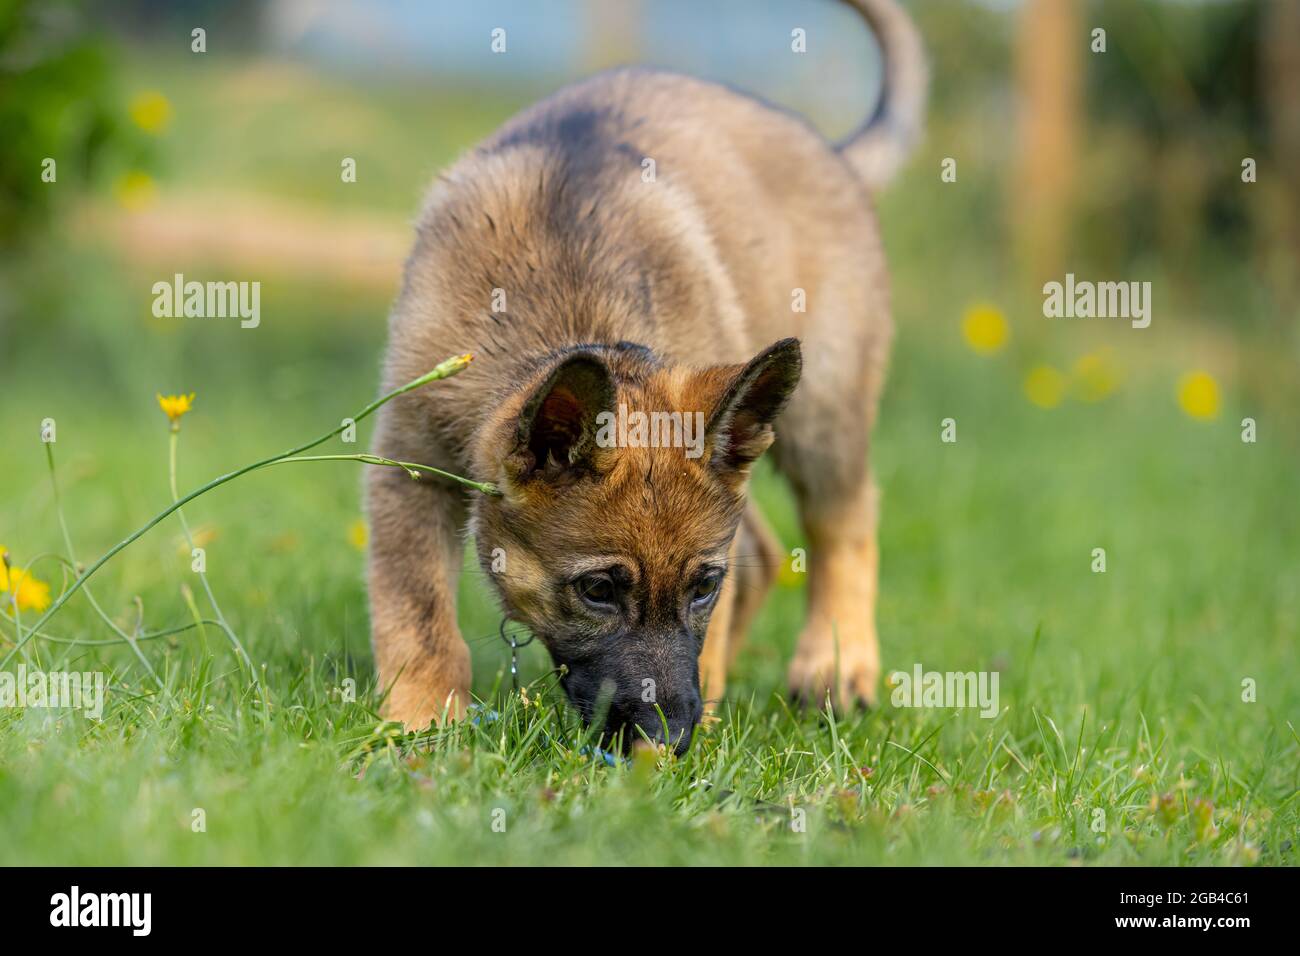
left=612, top=694, right=702, bottom=756
left=653, top=714, right=698, bottom=756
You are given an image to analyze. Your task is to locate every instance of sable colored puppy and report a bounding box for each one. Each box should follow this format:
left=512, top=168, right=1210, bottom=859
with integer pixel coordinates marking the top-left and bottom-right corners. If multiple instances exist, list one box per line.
left=368, top=0, right=927, bottom=753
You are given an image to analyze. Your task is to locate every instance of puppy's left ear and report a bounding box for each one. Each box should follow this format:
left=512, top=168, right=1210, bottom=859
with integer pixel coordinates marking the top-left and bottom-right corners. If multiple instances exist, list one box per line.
left=703, top=338, right=802, bottom=485
left=504, top=351, right=617, bottom=489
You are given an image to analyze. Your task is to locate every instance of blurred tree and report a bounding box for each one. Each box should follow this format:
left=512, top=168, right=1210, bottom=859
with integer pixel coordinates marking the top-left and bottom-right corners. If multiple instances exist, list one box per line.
left=91, top=0, right=266, bottom=47
left=1262, top=0, right=1300, bottom=308
left=1077, top=0, right=1283, bottom=319
left=0, top=0, right=139, bottom=246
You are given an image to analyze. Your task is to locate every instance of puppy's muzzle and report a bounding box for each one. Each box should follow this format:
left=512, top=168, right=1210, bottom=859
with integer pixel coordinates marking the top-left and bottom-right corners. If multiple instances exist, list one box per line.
left=606, top=694, right=703, bottom=756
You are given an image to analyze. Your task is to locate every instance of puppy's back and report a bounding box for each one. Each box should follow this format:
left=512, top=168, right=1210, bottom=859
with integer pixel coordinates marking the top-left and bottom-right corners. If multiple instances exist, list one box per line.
left=398, top=68, right=875, bottom=367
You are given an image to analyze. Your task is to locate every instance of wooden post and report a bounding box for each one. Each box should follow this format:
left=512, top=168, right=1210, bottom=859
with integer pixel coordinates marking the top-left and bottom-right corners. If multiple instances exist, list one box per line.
left=1013, top=0, right=1082, bottom=286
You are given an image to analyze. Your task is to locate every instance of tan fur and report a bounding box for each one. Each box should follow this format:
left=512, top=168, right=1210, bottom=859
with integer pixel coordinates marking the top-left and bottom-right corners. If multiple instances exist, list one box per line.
left=367, top=0, right=926, bottom=739
left=698, top=552, right=737, bottom=710
left=725, top=502, right=782, bottom=670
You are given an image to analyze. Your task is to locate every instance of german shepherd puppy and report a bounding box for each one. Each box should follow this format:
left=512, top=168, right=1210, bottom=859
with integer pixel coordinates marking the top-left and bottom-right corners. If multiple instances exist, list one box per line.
left=368, top=0, right=926, bottom=753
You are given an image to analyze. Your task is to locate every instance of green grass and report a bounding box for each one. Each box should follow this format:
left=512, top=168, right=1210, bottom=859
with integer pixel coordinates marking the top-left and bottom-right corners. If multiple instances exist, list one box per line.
left=0, top=52, right=1296, bottom=866
left=2, top=307, right=1295, bottom=865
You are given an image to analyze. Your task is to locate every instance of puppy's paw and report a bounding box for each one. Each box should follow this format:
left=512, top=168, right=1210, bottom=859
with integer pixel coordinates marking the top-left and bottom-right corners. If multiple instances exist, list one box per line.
left=383, top=682, right=470, bottom=731
left=786, top=636, right=879, bottom=711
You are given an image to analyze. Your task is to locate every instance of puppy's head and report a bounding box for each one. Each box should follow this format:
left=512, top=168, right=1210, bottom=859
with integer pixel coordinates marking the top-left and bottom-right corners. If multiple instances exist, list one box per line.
left=471, top=339, right=801, bottom=754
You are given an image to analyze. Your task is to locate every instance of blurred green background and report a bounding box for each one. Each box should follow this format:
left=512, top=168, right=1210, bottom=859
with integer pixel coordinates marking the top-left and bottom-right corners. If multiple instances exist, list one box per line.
left=0, top=0, right=1296, bottom=864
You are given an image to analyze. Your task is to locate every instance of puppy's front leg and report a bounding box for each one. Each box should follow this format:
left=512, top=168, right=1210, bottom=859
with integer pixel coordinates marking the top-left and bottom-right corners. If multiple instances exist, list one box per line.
left=698, top=542, right=739, bottom=715
left=787, top=478, right=880, bottom=709
left=367, top=446, right=470, bottom=729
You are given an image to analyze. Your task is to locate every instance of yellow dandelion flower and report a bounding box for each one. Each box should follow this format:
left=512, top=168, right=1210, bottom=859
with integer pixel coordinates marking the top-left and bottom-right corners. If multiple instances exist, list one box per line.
left=1178, top=371, right=1220, bottom=420
left=776, top=548, right=806, bottom=587
left=1023, top=364, right=1066, bottom=409
left=157, top=392, right=195, bottom=425
left=11, top=569, right=52, bottom=613
left=961, top=303, right=1009, bottom=355
left=1072, top=349, right=1121, bottom=403
left=113, top=170, right=157, bottom=211
left=348, top=519, right=369, bottom=551
left=175, top=524, right=218, bottom=557
left=0, top=545, right=10, bottom=592
left=128, top=90, right=173, bottom=135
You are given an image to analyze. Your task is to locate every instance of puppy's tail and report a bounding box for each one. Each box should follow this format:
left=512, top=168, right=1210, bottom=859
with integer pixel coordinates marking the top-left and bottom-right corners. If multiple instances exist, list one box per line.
left=836, top=0, right=928, bottom=192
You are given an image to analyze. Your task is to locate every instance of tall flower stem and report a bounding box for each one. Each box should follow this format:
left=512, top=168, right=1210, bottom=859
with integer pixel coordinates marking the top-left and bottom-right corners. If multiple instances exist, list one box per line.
left=270, top=454, right=499, bottom=494
left=6, top=593, right=23, bottom=657
left=0, top=608, right=222, bottom=646
left=1, top=353, right=485, bottom=669
left=169, top=426, right=253, bottom=679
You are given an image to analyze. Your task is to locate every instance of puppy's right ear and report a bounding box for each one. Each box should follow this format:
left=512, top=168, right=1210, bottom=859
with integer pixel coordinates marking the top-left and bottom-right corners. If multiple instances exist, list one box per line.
left=700, top=338, right=802, bottom=488
left=503, top=353, right=616, bottom=488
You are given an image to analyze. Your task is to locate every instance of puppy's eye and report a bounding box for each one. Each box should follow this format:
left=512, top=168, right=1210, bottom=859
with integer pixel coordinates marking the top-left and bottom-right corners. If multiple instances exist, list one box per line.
left=691, top=573, right=722, bottom=604
left=576, top=573, right=616, bottom=608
